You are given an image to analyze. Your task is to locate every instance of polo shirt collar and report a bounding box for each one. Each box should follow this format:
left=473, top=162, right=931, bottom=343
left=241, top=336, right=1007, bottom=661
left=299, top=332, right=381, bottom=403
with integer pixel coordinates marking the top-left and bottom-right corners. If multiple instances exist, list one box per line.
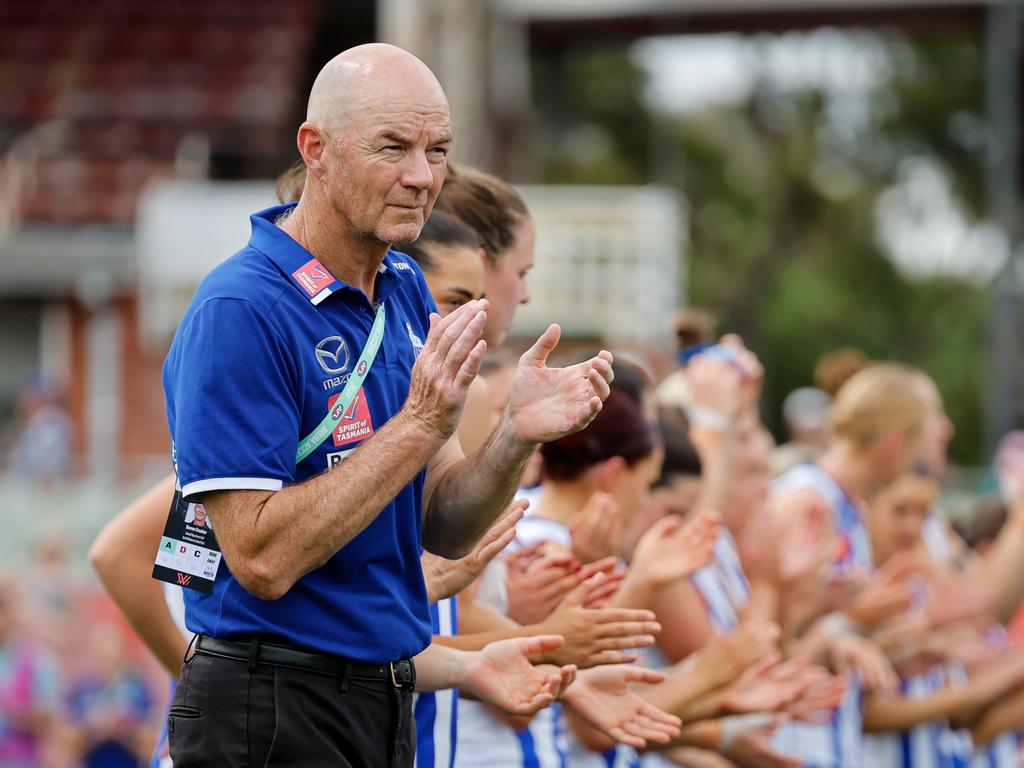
left=249, top=203, right=402, bottom=307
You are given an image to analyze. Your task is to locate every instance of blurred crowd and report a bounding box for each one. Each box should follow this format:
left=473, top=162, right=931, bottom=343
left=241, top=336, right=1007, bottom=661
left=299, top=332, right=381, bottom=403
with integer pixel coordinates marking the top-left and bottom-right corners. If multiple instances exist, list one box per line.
left=0, top=533, right=166, bottom=768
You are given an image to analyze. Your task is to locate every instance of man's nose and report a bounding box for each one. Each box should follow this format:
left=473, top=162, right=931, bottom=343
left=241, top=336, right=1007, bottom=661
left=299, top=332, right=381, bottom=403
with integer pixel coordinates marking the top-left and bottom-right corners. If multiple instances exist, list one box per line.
left=402, top=150, right=434, bottom=191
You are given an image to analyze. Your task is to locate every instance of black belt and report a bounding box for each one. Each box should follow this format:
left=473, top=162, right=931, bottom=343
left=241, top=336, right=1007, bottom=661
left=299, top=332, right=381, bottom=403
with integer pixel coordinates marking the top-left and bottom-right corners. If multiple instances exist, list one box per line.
left=193, top=635, right=416, bottom=689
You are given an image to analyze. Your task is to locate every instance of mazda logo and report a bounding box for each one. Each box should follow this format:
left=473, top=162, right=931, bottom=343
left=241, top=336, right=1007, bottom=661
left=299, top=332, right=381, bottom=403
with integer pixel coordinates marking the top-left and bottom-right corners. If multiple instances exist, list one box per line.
left=315, top=337, right=350, bottom=374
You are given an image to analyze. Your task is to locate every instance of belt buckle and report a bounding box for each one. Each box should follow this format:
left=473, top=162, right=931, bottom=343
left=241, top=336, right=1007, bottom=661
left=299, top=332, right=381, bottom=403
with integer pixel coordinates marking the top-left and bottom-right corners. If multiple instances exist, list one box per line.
left=390, top=659, right=414, bottom=689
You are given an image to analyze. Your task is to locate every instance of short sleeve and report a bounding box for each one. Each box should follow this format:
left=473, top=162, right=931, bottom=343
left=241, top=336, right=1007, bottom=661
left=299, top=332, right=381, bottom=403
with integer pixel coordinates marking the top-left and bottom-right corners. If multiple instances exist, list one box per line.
left=166, top=298, right=299, bottom=498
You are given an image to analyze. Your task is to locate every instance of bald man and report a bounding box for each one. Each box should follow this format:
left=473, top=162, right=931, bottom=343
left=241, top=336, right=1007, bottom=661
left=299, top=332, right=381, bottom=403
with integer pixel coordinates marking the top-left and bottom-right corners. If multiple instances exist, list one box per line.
left=161, top=44, right=614, bottom=766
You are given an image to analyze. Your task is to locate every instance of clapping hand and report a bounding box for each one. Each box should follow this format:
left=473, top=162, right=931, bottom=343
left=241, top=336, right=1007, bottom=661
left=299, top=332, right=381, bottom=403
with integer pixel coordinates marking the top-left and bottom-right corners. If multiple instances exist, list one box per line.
left=422, top=500, right=526, bottom=603
left=536, top=573, right=661, bottom=668
left=404, top=300, right=491, bottom=440
left=504, top=325, right=614, bottom=446
left=719, top=653, right=807, bottom=716
left=563, top=665, right=683, bottom=749
left=843, top=552, right=917, bottom=629
left=694, top=621, right=782, bottom=693
left=462, top=635, right=575, bottom=715
left=629, top=511, right=721, bottom=589
left=827, top=632, right=899, bottom=694
left=784, top=664, right=847, bottom=724
left=570, top=492, right=623, bottom=565
left=505, top=551, right=618, bottom=625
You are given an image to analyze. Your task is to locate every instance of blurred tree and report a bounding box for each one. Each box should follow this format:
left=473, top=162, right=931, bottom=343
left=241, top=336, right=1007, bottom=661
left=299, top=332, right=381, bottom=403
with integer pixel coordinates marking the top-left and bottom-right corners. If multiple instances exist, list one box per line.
left=529, top=31, right=989, bottom=463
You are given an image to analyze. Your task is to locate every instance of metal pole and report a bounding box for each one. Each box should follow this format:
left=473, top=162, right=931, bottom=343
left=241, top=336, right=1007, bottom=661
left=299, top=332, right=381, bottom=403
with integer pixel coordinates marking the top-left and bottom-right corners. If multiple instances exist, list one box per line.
left=984, top=0, right=1022, bottom=459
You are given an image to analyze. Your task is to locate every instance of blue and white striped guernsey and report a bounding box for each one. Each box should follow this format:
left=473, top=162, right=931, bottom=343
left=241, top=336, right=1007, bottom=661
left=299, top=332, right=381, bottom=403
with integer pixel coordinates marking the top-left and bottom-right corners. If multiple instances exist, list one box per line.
left=455, top=684, right=568, bottom=767
left=770, top=463, right=872, bottom=768
left=455, top=513, right=571, bottom=768
left=565, top=739, right=642, bottom=768
left=862, top=666, right=970, bottom=768
left=946, top=662, right=1021, bottom=768
left=691, top=529, right=749, bottom=634
left=920, top=517, right=1021, bottom=768
left=149, top=583, right=188, bottom=768
left=416, top=597, right=460, bottom=768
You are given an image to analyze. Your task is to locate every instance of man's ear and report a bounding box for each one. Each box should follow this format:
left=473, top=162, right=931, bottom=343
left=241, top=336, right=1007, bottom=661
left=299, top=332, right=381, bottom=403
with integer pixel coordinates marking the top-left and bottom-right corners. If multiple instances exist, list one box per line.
left=297, top=122, right=328, bottom=179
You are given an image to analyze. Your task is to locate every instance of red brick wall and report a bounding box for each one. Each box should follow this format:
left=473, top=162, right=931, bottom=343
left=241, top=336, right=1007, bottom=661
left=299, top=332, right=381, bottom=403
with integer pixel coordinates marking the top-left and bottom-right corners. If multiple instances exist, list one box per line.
left=65, top=295, right=171, bottom=478
left=117, top=296, right=171, bottom=467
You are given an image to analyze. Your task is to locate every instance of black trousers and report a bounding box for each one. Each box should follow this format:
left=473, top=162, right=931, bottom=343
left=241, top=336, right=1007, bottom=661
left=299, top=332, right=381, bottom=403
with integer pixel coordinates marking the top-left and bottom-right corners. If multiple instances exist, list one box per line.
left=168, top=650, right=415, bottom=768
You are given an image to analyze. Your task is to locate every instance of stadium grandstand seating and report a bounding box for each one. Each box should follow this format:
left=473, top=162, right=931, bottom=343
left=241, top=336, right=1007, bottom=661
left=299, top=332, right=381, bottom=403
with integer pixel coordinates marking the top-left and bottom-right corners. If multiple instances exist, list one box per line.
left=0, top=0, right=319, bottom=225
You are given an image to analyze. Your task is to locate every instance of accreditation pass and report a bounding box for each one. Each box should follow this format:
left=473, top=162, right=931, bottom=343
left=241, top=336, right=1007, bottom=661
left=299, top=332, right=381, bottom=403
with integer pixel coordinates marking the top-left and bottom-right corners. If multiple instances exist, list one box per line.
left=152, top=489, right=222, bottom=593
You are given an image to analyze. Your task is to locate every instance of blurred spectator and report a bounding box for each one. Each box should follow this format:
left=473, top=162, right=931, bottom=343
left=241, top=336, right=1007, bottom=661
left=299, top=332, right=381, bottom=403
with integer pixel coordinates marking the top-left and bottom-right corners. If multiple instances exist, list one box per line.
left=674, top=308, right=717, bottom=350
left=21, top=529, right=80, bottom=655
left=654, top=308, right=717, bottom=413
left=813, top=346, right=869, bottom=398
left=772, top=386, right=832, bottom=476
left=621, top=416, right=702, bottom=557
left=995, top=430, right=1024, bottom=504
left=954, top=496, right=1008, bottom=556
left=0, top=574, right=62, bottom=768
left=65, top=620, right=156, bottom=768
left=6, top=378, right=73, bottom=487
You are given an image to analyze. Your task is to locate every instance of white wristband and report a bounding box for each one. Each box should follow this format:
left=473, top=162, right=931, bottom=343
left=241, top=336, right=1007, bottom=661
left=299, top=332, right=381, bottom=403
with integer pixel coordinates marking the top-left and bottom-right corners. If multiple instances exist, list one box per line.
left=718, top=713, right=776, bottom=751
left=689, top=405, right=732, bottom=431
left=817, top=612, right=856, bottom=638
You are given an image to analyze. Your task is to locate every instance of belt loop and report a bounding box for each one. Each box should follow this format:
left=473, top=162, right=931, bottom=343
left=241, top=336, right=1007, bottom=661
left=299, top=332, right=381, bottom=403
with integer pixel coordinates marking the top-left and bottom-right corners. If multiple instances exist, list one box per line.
left=184, top=633, right=199, bottom=664
left=338, top=660, right=352, bottom=693
left=247, top=638, right=260, bottom=673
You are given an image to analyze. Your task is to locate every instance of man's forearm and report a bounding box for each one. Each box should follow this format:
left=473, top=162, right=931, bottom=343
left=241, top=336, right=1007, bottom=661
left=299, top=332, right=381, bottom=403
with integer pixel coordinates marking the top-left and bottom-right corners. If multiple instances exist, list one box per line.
left=424, top=417, right=535, bottom=556
left=414, top=642, right=489, bottom=692
left=202, top=409, right=446, bottom=600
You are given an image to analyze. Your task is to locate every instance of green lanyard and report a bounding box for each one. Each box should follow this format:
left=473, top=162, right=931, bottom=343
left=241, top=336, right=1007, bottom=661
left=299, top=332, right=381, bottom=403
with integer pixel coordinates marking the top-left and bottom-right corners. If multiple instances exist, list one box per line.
left=295, top=303, right=387, bottom=464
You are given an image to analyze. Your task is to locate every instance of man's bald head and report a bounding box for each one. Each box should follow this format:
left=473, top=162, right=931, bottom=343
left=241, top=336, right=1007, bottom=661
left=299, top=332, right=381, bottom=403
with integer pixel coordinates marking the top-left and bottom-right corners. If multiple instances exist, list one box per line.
left=293, top=43, right=453, bottom=249
left=307, top=43, right=449, bottom=134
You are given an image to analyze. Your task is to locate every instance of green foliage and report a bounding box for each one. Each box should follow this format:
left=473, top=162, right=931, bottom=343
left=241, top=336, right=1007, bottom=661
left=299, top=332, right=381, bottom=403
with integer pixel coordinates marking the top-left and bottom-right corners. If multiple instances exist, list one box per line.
left=530, top=30, right=990, bottom=462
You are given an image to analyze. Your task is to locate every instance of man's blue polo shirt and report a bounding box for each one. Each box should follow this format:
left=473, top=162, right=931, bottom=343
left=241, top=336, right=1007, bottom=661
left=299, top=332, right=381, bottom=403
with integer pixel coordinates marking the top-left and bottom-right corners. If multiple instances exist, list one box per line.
left=162, top=203, right=436, bottom=662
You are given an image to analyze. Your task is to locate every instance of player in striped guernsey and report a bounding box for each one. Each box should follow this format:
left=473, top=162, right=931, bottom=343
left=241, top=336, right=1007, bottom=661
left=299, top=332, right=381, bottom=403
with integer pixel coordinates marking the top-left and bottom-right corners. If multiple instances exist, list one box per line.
left=860, top=473, right=1024, bottom=768
left=400, top=205, right=680, bottom=766
left=456, top=388, right=667, bottom=768
left=912, top=374, right=1024, bottom=768
left=640, top=416, right=848, bottom=767
left=415, top=598, right=460, bottom=768
left=765, top=363, right=929, bottom=768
